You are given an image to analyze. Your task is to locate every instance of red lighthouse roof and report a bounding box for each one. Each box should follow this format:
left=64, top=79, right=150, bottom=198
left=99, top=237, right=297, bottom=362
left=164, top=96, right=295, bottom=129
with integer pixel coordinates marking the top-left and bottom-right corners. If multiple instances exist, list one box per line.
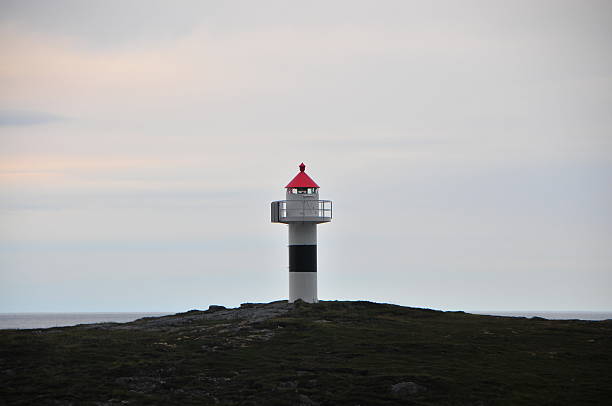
left=285, top=163, right=320, bottom=188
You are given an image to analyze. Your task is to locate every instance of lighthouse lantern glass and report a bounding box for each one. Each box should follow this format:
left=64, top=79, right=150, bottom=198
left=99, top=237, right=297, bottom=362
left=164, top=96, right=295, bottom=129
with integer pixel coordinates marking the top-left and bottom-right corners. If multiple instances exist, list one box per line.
left=290, top=187, right=318, bottom=195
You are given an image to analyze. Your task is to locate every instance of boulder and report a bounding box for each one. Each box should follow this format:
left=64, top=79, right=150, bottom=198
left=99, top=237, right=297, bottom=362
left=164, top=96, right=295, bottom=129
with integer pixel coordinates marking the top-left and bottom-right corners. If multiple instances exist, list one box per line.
left=298, top=394, right=320, bottom=406
left=390, top=381, right=426, bottom=398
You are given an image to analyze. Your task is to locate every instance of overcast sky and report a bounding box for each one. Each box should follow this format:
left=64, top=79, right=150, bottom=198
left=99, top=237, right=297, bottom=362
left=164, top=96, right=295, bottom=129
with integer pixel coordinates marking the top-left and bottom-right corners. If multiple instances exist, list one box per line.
left=1, top=0, right=610, bottom=312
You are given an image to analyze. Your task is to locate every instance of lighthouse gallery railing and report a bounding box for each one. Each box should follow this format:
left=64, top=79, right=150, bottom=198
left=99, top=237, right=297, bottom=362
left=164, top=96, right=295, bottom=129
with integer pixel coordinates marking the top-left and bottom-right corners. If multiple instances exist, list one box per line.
left=271, top=200, right=332, bottom=223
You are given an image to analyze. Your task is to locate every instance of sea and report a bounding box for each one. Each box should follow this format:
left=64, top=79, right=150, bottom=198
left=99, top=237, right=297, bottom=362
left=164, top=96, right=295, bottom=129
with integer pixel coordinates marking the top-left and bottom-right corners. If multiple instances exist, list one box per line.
left=469, top=311, right=612, bottom=321
left=0, top=312, right=172, bottom=330
left=0, top=310, right=610, bottom=330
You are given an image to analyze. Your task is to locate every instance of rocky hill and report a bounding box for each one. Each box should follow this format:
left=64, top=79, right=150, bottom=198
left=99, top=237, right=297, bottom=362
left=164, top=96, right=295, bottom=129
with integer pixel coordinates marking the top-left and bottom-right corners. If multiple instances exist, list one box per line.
left=1, top=300, right=611, bottom=405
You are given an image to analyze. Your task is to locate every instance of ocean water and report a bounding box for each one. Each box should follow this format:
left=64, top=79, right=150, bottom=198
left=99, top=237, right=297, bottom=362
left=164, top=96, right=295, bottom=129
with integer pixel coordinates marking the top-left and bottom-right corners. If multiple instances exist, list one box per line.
left=0, top=312, right=171, bottom=330
left=470, top=311, right=612, bottom=321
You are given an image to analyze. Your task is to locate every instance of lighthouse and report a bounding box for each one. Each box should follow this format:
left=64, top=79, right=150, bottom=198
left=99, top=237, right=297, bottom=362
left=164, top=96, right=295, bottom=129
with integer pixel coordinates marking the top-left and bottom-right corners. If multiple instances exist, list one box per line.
left=271, top=163, right=332, bottom=303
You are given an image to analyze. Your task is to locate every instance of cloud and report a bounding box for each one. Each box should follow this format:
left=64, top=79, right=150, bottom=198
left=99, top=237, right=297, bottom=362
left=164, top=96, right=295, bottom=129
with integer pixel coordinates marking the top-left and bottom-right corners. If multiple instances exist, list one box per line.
left=1, top=1, right=611, bottom=311
left=0, top=0, right=206, bottom=49
left=0, top=110, right=63, bottom=126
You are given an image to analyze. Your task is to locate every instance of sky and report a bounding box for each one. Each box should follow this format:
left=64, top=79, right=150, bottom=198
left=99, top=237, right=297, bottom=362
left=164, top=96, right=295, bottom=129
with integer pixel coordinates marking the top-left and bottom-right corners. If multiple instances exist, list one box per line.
left=1, top=0, right=611, bottom=312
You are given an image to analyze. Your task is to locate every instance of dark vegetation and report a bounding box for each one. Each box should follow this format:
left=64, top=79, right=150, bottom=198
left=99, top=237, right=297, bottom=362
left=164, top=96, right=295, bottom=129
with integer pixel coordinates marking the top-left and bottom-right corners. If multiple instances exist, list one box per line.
left=1, top=300, right=611, bottom=405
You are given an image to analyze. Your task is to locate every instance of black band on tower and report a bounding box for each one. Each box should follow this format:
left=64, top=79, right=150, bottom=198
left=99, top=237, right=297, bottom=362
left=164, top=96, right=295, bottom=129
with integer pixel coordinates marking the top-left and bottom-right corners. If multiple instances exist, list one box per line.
left=289, top=245, right=317, bottom=272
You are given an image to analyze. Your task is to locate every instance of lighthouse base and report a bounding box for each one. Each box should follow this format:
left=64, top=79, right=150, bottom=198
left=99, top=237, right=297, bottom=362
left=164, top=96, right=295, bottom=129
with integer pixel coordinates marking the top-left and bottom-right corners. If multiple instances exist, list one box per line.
left=289, top=272, right=318, bottom=303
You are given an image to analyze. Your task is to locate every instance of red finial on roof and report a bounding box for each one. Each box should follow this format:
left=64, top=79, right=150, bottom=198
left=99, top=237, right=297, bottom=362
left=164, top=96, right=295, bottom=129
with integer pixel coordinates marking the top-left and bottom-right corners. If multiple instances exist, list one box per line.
left=285, top=162, right=320, bottom=188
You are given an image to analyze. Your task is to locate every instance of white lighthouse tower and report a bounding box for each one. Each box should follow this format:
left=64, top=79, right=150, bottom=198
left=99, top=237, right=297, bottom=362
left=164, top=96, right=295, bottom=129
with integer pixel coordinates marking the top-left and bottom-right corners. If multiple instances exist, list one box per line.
left=271, top=163, right=332, bottom=303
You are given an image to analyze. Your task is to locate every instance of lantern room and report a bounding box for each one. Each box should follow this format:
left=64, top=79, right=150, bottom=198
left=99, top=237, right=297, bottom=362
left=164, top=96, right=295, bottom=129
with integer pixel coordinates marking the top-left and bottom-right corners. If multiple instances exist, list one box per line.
left=271, top=163, right=332, bottom=223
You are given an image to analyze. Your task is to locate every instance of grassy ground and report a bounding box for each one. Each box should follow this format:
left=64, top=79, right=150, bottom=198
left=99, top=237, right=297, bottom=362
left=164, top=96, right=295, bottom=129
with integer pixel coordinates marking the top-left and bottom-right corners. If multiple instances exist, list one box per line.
left=1, top=300, right=611, bottom=405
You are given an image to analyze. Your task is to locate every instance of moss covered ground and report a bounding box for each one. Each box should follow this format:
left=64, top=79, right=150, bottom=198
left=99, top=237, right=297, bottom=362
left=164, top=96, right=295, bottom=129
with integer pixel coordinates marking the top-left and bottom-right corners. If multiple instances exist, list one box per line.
left=1, top=300, right=611, bottom=405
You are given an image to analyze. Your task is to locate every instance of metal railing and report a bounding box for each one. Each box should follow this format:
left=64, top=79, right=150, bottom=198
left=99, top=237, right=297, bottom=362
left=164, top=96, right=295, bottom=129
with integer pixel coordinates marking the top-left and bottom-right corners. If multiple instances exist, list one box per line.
left=271, top=200, right=332, bottom=222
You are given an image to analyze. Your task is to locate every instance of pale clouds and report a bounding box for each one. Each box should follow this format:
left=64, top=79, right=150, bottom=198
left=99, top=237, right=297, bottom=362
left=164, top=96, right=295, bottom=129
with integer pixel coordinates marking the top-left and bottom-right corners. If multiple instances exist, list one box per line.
left=0, top=0, right=611, bottom=311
